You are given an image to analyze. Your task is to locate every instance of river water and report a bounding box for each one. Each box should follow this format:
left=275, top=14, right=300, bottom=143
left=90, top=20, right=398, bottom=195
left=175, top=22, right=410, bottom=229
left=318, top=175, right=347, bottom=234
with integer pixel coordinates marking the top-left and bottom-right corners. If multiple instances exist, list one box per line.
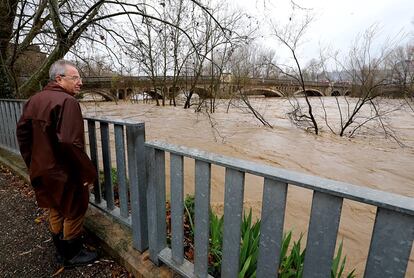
left=82, top=97, right=414, bottom=276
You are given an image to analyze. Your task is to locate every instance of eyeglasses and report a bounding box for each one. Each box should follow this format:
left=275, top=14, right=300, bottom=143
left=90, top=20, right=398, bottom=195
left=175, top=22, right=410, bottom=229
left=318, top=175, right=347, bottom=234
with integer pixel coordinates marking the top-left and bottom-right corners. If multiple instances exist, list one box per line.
left=60, top=75, right=82, bottom=82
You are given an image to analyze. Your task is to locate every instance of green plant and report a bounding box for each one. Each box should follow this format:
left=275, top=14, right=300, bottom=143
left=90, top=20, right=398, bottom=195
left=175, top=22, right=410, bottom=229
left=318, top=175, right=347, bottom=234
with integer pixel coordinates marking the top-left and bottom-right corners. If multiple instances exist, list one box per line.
left=184, top=195, right=195, bottom=238
left=99, top=167, right=131, bottom=209
left=99, top=167, right=118, bottom=187
left=209, top=212, right=224, bottom=277
left=278, top=231, right=306, bottom=278
left=331, top=241, right=356, bottom=278
left=239, top=209, right=261, bottom=278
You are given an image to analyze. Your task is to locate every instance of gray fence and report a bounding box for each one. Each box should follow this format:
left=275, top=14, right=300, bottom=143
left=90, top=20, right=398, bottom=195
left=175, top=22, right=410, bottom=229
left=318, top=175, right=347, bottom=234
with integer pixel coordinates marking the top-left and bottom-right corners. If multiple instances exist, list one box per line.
left=0, top=99, right=24, bottom=153
left=0, top=99, right=413, bottom=277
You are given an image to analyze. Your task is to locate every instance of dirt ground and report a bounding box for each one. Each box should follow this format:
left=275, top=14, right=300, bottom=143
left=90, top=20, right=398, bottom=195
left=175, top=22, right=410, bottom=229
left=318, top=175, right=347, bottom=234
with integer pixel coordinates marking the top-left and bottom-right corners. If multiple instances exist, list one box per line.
left=0, top=164, right=133, bottom=278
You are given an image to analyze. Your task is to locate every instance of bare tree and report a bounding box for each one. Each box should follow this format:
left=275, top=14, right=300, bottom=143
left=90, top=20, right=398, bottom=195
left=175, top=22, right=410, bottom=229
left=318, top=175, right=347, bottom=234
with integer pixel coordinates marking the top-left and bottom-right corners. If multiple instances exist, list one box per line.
left=225, top=43, right=274, bottom=128
left=334, top=26, right=400, bottom=137
left=316, top=25, right=407, bottom=143
left=387, top=44, right=414, bottom=97
left=0, top=0, right=225, bottom=98
left=268, top=10, right=319, bottom=134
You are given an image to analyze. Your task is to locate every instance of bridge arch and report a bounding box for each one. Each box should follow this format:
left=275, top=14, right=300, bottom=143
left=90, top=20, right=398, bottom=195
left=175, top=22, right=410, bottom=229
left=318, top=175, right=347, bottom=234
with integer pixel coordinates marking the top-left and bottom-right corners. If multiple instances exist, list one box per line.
left=293, top=89, right=324, bottom=97
left=244, top=88, right=284, bottom=97
left=331, top=90, right=341, bottom=96
left=118, top=89, right=126, bottom=100
left=80, top=89, right=116, bottom=101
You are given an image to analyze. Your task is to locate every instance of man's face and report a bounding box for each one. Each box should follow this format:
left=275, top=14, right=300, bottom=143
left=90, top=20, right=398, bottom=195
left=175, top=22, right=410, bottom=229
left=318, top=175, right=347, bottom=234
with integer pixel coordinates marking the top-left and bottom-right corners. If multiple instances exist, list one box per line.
left=55, top=65, right=82, bottom=95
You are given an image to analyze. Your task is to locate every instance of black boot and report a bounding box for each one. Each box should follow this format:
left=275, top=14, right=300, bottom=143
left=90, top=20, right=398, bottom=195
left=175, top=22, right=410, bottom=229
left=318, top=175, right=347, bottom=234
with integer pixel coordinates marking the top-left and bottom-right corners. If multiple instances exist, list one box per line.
left=51, top=232, right=64, bottom=264
left=62, top=236, right=98, bottom=268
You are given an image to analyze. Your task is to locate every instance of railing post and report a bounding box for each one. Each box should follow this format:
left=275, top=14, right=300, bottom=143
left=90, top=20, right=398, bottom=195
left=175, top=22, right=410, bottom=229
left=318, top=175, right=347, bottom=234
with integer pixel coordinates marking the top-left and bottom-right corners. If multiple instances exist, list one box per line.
left=114, top=124, right=128, bottom=218
left=100, top=122, right=115, bottom=210
left=256, top=179, right=288, bottom=278
left=0, top=101, right=6, bottom=147
left=302, top=191, right=343, bottom=277
left=364, top=208, right=414, bottom=277
left=87, top=119, right=102, bottom=204
left=11, top=101, right=20, bottom=149
left=221, top=168, right=245, bottom=278
left=146, top=146, right=167, bottom=265
left=126, top=122, right=148, bottom=251
left=4, top=101, right=13, bottom=149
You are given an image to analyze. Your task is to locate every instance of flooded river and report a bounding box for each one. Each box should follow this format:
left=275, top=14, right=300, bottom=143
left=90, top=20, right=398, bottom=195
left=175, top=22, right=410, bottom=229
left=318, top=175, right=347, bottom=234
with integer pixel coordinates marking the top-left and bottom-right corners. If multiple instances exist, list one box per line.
left=82, top=97, right=414, bottom=276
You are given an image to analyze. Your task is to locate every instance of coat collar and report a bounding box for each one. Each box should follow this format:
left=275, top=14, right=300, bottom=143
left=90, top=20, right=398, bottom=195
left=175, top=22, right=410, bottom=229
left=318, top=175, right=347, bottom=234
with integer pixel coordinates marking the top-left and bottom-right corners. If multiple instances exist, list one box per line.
left=43, top=81, right=75, bottom=96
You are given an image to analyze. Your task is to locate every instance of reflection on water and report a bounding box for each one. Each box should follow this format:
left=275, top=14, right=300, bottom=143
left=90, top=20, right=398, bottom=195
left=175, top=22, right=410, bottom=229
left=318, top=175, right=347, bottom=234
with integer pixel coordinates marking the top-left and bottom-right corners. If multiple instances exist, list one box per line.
left=82, top=97, right=414, bottom=276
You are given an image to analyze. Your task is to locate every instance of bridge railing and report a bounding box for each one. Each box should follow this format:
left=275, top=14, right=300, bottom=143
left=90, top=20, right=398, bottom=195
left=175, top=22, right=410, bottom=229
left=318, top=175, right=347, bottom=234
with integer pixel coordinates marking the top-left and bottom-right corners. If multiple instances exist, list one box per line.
left=145, top=141, right=414, bottom=278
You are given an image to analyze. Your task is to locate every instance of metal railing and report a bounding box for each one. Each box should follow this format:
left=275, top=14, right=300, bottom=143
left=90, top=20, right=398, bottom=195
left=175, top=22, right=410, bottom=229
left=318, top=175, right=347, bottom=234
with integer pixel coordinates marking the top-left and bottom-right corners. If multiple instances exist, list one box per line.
left=84, top=117, right=148, bottom=252
left=0, top=99, right=25, bottom=153
left=0, top=99, right=150, bottom=251
left=145, top=141, right=414, bottom=278
left=0, top=99, right=413, bottom=277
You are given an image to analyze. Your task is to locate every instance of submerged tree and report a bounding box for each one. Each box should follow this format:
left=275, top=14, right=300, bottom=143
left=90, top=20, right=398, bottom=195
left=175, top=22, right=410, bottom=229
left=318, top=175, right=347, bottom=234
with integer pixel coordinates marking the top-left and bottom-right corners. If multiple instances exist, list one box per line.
left=268, top=7, right=319, bottom=134
left=319, top=25, right=405, bottom=140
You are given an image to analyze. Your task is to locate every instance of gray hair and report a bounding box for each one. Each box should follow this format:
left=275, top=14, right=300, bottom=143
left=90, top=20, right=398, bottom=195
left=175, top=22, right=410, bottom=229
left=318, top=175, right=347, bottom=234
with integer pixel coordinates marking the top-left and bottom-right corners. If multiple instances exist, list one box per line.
left=49, top=59, right=77, bottom=81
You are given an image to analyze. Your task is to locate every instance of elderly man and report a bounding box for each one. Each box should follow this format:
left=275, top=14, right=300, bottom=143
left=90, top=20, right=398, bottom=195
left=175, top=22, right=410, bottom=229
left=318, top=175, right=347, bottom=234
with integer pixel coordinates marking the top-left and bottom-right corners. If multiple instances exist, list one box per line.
left=16, top=59, right=97, bottom=267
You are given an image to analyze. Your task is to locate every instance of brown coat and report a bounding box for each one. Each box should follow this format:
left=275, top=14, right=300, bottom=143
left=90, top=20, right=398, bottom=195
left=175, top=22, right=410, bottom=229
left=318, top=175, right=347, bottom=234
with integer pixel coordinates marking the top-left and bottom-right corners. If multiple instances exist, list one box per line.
left=16, top=82, right=97, bottom=218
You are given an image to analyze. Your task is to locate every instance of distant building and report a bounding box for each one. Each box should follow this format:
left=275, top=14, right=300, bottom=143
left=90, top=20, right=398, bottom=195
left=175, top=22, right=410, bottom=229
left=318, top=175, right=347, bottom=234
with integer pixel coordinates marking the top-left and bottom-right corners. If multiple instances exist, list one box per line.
left=8, top=44, right=47, bottom=81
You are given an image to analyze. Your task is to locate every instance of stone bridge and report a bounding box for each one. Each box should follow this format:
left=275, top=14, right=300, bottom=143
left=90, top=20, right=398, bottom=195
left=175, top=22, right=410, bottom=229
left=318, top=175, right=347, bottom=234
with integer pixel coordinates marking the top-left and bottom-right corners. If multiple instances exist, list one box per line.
left=80, top=76, right=352, bottom=101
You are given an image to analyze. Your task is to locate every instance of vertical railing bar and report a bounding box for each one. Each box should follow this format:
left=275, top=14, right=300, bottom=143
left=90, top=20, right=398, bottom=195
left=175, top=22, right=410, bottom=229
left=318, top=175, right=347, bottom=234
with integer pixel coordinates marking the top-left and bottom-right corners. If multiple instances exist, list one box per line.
left=194, top=160, right=211, bottom=278
left=87, top=120, right=101, bottom=203
left=147, top=147, right=157, bottom=261
left=302, top=191, right=343, bottom=277
left=221, top=168, right=245, bottom=278
left=114, top=124, right=128, bottom=218
left=0, top=101, right=6, bottom=146
left=100, top=121, right=115, bottom=210
left=16, top=101, right=24, bottom=146
left=12, top=101, right=20, bottom=150
left=256, top=178, right=288, bottom=278
left=364, top=208, right=414, bottom=278
left=7, top=101, right=15, bottom=149
left=155, top=149, right=167, bottom=258
left=5, top=101, right=13, bottom=149
left=147, top=147, right=166, bottom=264
left=9, top=101, right=17, bottom=150
left=126, top=123, right=148, bottom=251
left=170, top=153, right=184, bottom=265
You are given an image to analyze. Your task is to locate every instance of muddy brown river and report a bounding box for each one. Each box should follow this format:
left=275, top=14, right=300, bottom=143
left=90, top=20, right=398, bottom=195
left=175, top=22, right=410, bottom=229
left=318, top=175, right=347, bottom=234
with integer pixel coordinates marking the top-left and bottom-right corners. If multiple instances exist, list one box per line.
left=82, top=97, right=414, bottom=276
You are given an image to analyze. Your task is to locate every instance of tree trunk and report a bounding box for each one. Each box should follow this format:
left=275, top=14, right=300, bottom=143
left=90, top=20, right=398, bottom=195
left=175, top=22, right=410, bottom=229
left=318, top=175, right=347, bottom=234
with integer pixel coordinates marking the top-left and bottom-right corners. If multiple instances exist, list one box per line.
left=0, top=0, right=18, bottom=98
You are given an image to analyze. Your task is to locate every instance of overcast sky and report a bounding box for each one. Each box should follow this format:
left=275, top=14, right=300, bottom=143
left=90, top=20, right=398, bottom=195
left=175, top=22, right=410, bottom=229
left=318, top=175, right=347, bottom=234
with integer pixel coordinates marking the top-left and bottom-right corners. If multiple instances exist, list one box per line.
left=230, top=0, right=414, bottom=64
